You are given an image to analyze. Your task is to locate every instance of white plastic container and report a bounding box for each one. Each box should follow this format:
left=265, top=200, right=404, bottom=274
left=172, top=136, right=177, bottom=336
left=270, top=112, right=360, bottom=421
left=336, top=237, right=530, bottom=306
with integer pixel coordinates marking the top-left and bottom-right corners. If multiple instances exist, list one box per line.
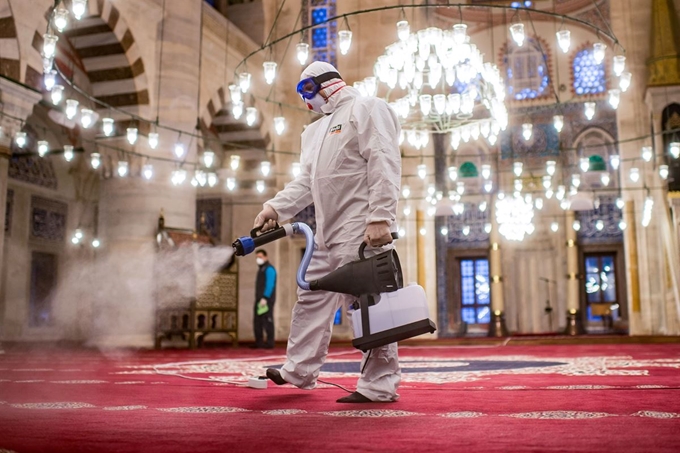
left=351, top=284, right=430, bottom=337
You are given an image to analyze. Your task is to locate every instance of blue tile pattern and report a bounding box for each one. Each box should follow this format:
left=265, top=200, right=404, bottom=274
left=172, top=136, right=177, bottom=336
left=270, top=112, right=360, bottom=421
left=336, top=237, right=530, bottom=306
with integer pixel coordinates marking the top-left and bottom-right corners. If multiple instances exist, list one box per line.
left=303, top=0, right=337, bottom=66
left=573, top=48, right=606, bottom=95
left=30, top=196, right=67, bottom=242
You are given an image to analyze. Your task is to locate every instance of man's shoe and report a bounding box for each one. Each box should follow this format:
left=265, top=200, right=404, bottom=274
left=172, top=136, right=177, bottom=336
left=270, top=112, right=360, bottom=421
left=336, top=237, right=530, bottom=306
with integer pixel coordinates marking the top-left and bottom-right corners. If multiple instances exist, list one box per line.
left=266, top=368, right=287, bottom=385
left=264, top=344, right=275, bottom=349
left=336, top=392, right=374, bottom=403
left=249, top=344, right=263, bottom=349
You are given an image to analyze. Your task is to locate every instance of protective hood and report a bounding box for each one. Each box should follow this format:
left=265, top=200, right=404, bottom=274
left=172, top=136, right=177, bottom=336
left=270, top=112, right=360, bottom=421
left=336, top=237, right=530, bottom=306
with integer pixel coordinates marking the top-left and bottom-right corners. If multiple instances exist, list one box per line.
left=299, top=61, right=346, bottom=114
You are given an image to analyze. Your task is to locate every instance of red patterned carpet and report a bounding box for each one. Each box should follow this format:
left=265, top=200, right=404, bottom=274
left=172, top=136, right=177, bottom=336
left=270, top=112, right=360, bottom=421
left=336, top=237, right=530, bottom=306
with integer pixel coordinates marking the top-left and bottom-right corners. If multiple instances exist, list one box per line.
left=1, top=341, right=680, bottom=452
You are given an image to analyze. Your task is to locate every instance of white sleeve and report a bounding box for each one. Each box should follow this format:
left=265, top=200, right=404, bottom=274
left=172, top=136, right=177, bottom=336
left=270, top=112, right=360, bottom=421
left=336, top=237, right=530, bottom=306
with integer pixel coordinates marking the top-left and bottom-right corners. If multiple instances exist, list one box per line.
left=264, top=154, right=314, bottom=222
left=355, top=100, right=402, bottom=226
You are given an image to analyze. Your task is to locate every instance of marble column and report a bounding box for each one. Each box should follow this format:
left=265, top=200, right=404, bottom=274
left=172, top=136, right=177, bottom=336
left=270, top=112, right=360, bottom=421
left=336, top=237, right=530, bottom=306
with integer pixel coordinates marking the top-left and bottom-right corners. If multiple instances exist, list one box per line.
left=416, top=209, right=426, bottom=288
left=90, top=2, right=201, bottom=348
left=0, top=78, right=42, bottom=339
left=488, top=198, right=508, bottom=337
left=564, top=210, right=585, bottom=335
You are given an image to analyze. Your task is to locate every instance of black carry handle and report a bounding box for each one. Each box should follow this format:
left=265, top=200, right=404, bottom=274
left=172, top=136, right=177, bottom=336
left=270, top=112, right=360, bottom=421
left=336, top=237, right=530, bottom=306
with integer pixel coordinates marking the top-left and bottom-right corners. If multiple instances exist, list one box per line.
left=249, top=223, right=287, bottom=248
left=358, top=232, right=399, bottom=261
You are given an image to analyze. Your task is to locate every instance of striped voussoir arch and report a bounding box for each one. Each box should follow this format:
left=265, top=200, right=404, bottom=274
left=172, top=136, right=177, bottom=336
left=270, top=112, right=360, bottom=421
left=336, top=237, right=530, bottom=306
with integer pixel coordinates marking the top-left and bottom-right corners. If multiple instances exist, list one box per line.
left=31, top=0, right=149, bottom=128
left=202, top=87, right=270, bottom=155
left=0, top=0, right=20, bottom=82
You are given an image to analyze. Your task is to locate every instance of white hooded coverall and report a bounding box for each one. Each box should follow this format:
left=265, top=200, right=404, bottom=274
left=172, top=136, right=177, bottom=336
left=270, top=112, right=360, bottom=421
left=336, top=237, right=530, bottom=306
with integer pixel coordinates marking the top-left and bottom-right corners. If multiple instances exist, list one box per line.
left=264, top=65, right=402, bottom=402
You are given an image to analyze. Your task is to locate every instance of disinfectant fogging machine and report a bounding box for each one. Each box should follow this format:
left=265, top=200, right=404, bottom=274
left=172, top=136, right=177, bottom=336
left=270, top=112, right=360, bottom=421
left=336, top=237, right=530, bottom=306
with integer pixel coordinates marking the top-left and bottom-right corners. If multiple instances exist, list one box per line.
left=233, top=222, right=436, bottom=351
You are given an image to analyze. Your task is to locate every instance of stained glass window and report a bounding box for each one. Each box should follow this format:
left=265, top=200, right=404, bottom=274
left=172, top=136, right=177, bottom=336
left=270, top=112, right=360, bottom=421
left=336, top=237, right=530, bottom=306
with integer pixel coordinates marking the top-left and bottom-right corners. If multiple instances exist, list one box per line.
left=505, top=38, right=550, bottom=100
left=573, top=48, right=606, bottom=95
left=460, top=258, right=491, bottom=324
left=584, top=254, right=619, bottom=323
left=304, top=0, right=337, bottom=65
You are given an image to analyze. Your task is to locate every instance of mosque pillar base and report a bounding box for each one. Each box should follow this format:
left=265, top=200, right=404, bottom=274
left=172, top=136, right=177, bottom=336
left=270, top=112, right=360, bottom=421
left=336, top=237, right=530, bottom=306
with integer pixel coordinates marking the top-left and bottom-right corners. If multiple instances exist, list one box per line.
left=564, top=309, right=586, bottom=336
left=487, top=310, right=509, bottom=337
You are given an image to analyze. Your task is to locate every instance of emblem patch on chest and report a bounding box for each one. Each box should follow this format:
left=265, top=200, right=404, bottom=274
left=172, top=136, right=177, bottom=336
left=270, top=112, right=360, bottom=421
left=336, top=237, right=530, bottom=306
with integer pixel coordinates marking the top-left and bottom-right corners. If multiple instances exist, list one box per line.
left=329, top=124, right=342, bottom=135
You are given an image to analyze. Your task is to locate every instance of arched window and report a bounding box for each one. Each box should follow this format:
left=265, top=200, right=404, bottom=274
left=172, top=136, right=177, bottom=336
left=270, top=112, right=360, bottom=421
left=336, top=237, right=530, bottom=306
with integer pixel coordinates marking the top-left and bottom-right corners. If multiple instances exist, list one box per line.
left=573, top=48, right=606, bottom=95
left=303, top=0, right=337, bottom=65
left=504, top=38, right=550, bottom=100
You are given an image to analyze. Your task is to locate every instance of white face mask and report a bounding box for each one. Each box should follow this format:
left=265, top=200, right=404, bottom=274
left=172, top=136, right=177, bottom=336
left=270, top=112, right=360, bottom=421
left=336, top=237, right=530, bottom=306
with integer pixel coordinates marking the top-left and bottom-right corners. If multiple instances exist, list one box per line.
left=256, top=258, right=265, bottom=266
left=305, top=93, right=326, bottom=114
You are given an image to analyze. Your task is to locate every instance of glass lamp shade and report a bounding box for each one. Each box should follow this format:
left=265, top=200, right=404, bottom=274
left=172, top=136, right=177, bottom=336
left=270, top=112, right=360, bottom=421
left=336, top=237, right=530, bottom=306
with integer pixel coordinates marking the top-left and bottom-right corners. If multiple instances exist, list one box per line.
left=338, top=30, right=352, bottom=55
left=556, top=30, right=570, bottom=53
left=509, top=23, right=525, bottom=47
left=263, top=61, right=277, bottom=85
left=296, top=43, right=309, bottom=65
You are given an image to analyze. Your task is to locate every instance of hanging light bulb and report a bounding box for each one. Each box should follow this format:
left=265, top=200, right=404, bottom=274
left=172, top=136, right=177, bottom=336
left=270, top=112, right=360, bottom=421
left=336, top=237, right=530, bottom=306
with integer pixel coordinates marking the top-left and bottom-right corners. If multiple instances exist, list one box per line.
left=670, top=142, right=680, bottom=159
left=402, top=185, right=411, bottom=198
left=440, top=226, right=449, bottom=236
left=230, top=155, right=240, bottom=171
left=509, top=23, right=525, bottom=47
left=246, top=107, right=258, bottom=126
left=261, top=160, right=271, bottom=177
left=419, top=94, right=432, bottom=116
left=296, top=42, right=309, bottom=65
left=522, top=123, right=532, bottom=141
left=417, top=164, right=427, bottom=180
left=232, top=101, right=244, bottom=119
left=550, top=221, right=559, bottom=232
left=144, top=132, right=158, bottom=149
left=80, top=109, right=94, bottom=128
left=126, top=127, right=138, bottom=145
left=608, top=89, right=621, bottom=110
left=51, top=84, right=64, bottom=105
left=173, top=141, right=185, bottom=158
left=613, top=55, right=626, bottom=77
left=207, top=172, right=218, bottom=187
left=15, top=131, right=27, bottom=148
left=629, top=167, right=640, bottom=182
left=433, top=94, right=446, bottom=115
left=573, top=220, right=581, bottom=231
left=142, top=164, right=153, bottom=180
left=659, top=164, right=669, bottom=180
left=542, top=175, right=552, bottom=189
left=101, top=117, right=114, bottom=137
left=535, top=198, right=544, bottom=210
left=396, top=20, right=410, bottom=41
left=462, top=225, right=470, bottom=236
left=484, top=180, right=493, bottom=192
left=584, top=102, right=596, bottom=120
left=291, top=162, right=302, bottom=178
left=419, top=227, right=427, bottom=236
left=481, top=164, right=491, bottom=180
left=641, top=146, right=653, bottom=162
left=619, top=220, right=627, bottom=230
left=65, top=99, right=79, bottom=120
left=616, top=197, right=625, bottom=209
left=53, top=5, right=69, bottom=32
left=63, top=145, right=74, bottom=162
left=37, top=140, right=49, bottom=157
left=228, top=84, right=242, bottom=104
left=450, top=129, right=461, bottom=150
left=90, top=152, right=101, bottom=169
left=201, top=150, right=215, bottom=168
left=427, top=183, right=436, bottom=197
left=600, top=173, right=610, bottom=186
left=479, top=201, right=488, bottom=212
left=580, top=157, right=590, bottom=172
left=513, top=162, right=523, bottom=177
left=403, top=205, right=412, bottom=217
left=546, top=160, right=556, bottom=176
left=619, top=72, right=632, bottom=92
left=42, top=33, right=58, bottom=59
left=239, top=72, right=251, bottom=93
left=593, top=42, right=607, bottom=64
left=256, top=180, right=266, bottom=193
left=483, top=223, right=491, bottom=234
left=44, top=70, right=57, bottom=91
left=274, top=116, right=286, bottom=135
left=452, top=23, right=467, bottom=45
left=556, top=29, right=571, bottom=53
left=552, top=114, right=564, bottom=133
left=364, top=77, right=377, bottom=96
left=263, top=61, right=277, bottom=85
left=595, top=219, right=604, bottom=231
left=456, top=181, right=465, bottom=195
left=72, top=0, right=87, bottom=20
left=514, top=178, right=523, bottom=193
left=226, top=177, right=236, bottom=191
left=338, top=30, right=352, bottom=55
left=42, top=55, right=54, bottom=73
left=572, top=173, right=581, bottom=188
left=171, top=169, right=187, bottom=186
left=448, top=166, right=458, bottom=181
left=610, top=154, right=620, bottom=170
left=117, top=161, right=128, bottom=177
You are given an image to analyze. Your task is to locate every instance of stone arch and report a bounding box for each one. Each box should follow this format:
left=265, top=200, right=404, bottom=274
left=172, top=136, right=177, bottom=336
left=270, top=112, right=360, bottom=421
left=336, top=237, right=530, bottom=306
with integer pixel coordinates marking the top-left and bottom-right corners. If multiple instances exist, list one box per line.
left=200, top=85, right=270, bottom=167
left=28, top=0, right=150, bottom=117
left=0, top=0, right=21, bottom=81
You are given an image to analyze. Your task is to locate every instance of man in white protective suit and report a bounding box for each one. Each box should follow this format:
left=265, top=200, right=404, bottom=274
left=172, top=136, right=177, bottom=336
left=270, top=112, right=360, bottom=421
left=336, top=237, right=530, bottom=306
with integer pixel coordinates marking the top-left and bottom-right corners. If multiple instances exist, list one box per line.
left=253, top=61, right=402, bottom=403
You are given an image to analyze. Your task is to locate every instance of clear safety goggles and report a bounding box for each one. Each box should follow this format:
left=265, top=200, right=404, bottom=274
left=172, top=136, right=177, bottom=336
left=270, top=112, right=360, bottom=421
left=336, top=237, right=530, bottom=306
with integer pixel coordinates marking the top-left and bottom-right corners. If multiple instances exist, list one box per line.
left=296, top=71, right=341, bottom=100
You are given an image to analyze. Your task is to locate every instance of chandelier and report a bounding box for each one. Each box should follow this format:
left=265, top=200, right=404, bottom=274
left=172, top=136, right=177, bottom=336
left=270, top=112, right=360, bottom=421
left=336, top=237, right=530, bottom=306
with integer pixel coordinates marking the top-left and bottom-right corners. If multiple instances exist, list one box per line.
left=495, top=193, right=535, bottom=242
left=370, top=23, right=508, bottom=148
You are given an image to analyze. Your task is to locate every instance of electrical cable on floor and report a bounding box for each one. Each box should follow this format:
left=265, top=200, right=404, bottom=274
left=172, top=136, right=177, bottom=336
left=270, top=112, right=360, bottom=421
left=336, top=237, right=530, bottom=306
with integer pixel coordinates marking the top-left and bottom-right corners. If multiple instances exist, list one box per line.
left=317, top=379, right=353, bottom=393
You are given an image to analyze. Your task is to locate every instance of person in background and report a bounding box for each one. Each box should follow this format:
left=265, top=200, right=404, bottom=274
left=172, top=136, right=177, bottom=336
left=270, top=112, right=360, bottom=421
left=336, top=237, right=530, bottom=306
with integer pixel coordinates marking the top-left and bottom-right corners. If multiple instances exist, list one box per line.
left=251, top=249, right=277, bottom=349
